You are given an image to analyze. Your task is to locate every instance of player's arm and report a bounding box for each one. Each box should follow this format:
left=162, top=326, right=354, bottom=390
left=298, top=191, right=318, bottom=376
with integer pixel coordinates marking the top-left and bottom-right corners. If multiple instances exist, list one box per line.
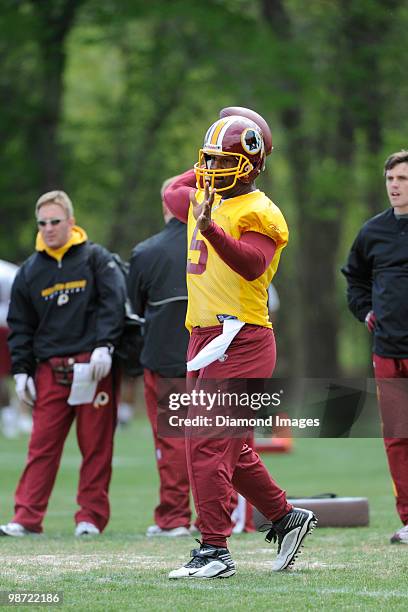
left=190, top=180, right=276, bottom=280
left=163, top=168, right=196, bottom=224
left=202, top=223, right=276, bottom=281
left=341, top=231, right=373, bottom=322
left=7, top=268, right=38, bottom=375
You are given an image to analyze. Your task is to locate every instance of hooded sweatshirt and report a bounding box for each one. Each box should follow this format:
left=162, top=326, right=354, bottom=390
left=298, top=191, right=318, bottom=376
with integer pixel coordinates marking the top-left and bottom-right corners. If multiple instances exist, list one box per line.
left=7, top=227, right=126, bottom=374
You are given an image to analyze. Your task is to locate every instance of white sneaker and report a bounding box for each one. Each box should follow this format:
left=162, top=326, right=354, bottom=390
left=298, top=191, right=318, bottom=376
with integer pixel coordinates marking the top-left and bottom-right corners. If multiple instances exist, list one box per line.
left=117, top=402, right=133, bottom=426
left=0, top=522, right=38, bottom=537
left=146, top=524, right=190, bottom=537
left=390, top=524, right=408, bottom=544
left=75, top=521, right=100, bottom=536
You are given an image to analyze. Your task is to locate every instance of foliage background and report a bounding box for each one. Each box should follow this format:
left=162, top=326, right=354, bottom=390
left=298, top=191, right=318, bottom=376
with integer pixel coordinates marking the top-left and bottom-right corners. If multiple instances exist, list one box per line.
left=1, top=0, right=407, bottom=376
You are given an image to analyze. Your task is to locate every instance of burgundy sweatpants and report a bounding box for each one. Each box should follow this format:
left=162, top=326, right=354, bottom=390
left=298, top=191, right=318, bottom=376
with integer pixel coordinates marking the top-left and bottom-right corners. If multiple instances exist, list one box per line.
left=144, top=369, right=191, bottom=529
left=13, top=358, right=118, bottom=533
left=186, top=324, right=292, bottom=548
left=373, top=354, right=408, bottom=525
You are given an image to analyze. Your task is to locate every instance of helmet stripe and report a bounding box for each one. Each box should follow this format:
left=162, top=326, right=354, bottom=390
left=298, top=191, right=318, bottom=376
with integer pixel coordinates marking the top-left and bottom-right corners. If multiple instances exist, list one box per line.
left=216, top=117, right=239, bottom=147
left=210, top=118, right=229, bottom=145
left=204, top=123, right=217, bottom=146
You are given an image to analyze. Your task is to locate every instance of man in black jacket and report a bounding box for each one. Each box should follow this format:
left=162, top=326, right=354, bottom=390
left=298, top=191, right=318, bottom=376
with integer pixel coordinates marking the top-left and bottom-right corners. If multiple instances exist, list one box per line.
left=0, top=190, right=126, bottom=537
left=342, top=150, right=408, bottom=544
left=128, top=180, right=192, bottom=537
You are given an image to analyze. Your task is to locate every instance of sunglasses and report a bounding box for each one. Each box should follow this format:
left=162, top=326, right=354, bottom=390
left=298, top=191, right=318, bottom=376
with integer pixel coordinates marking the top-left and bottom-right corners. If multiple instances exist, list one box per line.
left=37, top=218, right=66, bottom=227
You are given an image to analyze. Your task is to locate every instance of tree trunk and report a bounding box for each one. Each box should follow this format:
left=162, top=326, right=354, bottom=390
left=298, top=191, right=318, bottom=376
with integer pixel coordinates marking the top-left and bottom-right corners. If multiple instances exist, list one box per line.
left=107, top=19, right=200, bottom=251
left=28, top=0, right=84, bottom=190
left=261, top=0, right=344, bottom=376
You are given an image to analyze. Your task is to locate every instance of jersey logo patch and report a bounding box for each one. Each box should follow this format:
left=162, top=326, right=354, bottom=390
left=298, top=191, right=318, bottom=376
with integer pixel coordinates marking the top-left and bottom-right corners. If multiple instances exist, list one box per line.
left=57, top=293, right=69, bottom=306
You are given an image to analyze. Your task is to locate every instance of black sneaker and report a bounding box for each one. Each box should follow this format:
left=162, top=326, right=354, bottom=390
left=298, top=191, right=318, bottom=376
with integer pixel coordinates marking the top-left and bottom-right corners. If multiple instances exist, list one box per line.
left=265, top=507, right=317, bottom=571
left=168, top=541, right=236, bottom=579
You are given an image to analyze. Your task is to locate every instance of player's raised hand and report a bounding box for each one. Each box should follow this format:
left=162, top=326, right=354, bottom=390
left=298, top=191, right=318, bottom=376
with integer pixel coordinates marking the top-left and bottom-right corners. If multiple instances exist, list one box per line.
left=190, top=180, right=216, bottom=231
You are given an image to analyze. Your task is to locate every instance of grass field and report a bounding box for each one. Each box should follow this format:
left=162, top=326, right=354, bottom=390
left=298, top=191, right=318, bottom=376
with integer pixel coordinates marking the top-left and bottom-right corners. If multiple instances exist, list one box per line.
left=1, top=414, right=408, bottom=611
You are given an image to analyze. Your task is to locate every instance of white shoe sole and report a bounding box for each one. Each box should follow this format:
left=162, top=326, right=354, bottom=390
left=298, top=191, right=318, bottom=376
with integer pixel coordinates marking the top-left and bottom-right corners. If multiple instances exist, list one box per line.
left=169, top=568, right=236, bottom=579
left=0, top=526, right=40, bottom=537
left=272, top=511, right=317, bottom=571
left=146, top=527, right=190, bottom=538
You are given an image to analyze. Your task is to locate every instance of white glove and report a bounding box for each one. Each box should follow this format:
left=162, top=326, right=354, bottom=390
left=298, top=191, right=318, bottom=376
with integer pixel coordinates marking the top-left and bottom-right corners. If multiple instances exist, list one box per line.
left=14, top=373, right=37, bottom=406
left=89, top=347, right=112, bottom=382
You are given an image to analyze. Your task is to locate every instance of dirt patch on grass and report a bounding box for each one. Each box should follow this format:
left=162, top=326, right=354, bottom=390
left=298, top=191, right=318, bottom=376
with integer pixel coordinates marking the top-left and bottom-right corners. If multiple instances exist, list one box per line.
left=1, top=553, right=169, bottom=578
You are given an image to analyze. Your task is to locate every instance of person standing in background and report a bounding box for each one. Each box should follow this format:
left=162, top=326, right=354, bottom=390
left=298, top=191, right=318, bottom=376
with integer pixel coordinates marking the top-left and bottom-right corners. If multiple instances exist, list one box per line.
left=1, top=190, right=126, bottom=537
left=342, top=150, right=408, bottom=544
left=0, top=259, right=21, bottom=438
left=128, top=179, right=192, bottom=537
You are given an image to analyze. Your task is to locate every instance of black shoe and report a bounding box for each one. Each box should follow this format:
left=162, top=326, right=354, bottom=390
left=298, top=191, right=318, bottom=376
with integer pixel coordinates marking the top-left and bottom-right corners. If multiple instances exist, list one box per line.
left=168, top=541, right=236, bottom=579
left=266, top=507, right=317, bottom=570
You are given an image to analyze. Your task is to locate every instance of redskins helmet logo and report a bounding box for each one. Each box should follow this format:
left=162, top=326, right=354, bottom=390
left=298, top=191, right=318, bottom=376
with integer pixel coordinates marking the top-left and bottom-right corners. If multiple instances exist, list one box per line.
left=241, top=128, right=263, bottom=156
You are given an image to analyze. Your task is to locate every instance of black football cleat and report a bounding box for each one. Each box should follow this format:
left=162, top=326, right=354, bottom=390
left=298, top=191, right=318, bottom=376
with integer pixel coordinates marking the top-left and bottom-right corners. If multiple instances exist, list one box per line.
left=265, top=507, right=317, bottom=570
left=169, top=541, right=236, bottom=579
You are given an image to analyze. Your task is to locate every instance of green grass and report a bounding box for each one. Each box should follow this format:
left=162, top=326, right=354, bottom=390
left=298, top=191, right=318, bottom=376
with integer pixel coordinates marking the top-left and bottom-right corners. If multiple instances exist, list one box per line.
left=1, top=416, right=407, bottom=611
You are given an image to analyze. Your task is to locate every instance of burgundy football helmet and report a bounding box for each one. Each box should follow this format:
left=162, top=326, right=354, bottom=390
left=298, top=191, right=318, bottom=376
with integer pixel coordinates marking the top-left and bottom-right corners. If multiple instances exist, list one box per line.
left=194, top=115, right=266, bottom=192
left=219, top=106, right=273, bottom=156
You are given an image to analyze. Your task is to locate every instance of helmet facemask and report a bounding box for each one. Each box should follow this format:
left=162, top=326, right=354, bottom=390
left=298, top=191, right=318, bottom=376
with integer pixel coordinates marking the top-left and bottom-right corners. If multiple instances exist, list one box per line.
left=194, top=149, right=254, bottom=192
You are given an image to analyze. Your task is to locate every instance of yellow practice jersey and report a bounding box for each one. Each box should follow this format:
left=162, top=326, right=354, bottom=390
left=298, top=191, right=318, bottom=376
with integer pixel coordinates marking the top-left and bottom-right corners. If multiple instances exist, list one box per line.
left=186, top=189, right=288, bottom=331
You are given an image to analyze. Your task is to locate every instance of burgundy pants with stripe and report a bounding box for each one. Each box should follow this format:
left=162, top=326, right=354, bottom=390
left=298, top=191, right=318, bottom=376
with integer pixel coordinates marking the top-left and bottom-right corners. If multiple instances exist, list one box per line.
left=13, top=358, right=118, bottom=533
left=373, top=354, right=408, bottom=525
left=186, top=324, right=292, bottom=548
left=144, top=369, right=191, bottom=529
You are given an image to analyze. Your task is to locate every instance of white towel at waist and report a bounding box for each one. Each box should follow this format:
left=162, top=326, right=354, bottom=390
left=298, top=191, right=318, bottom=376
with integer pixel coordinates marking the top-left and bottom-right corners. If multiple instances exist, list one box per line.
left=186, top=318, right=245, bottom=372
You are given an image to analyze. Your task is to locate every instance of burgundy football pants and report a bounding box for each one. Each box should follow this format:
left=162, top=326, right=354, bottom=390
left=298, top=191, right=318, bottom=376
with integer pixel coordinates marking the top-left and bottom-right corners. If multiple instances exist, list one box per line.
left=373, top=354, right=408, bottom=525
left=186, top=324, right=292, bottom=548
left=144, top=369, right=192, bottom=529
left=13, top=358, right=118, bottom=533
left=144, top=369, right=255, bottom=532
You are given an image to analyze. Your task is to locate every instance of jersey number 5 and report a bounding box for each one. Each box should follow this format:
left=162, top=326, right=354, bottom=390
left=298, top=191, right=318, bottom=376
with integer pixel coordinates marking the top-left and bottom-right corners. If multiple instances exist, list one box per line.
left=187, top=227, right=208, bottom=275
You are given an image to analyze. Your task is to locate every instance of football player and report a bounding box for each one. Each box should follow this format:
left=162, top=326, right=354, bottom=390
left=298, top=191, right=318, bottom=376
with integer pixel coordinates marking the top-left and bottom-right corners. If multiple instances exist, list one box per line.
left=164, top=108, right=317, bottom=578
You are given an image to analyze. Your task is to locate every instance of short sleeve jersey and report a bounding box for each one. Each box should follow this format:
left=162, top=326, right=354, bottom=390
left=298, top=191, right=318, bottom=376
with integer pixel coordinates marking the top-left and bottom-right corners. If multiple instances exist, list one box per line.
left=185, top=190, right=288, bottom=331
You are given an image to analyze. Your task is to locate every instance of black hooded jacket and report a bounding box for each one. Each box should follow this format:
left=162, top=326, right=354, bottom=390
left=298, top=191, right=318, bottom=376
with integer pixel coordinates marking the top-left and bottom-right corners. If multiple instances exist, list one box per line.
left=7, top=241, right=126, bottom=375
